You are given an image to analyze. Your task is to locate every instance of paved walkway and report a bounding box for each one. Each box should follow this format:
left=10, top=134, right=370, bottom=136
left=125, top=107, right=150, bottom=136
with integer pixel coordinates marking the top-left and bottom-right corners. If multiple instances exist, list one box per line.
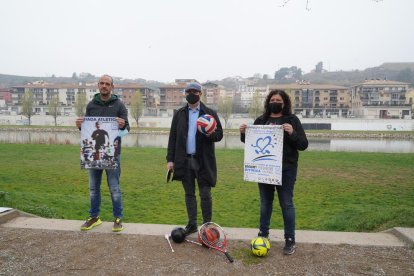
left=1, top=209, right=413, bottom=247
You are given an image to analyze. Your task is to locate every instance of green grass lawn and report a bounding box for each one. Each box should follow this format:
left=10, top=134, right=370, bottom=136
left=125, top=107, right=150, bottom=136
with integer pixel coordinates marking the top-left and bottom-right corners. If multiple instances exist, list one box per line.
left=0, top=144, right=413, bottom=232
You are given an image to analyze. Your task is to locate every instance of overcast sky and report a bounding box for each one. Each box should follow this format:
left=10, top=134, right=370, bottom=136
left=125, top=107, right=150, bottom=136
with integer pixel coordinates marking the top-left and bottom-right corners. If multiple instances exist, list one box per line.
left=0, top=0, right=413, bottom=83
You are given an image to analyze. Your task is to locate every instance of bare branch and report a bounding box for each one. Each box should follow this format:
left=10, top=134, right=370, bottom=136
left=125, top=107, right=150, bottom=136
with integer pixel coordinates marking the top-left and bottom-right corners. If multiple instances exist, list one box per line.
left=279, top=0, right=291, bottom=8
left=280, top=0, right=382, bottom=10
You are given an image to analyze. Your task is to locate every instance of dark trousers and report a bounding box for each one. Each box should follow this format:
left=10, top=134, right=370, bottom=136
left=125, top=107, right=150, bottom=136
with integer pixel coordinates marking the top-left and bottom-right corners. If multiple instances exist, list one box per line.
left=181, top=157, right=212, bottom=226
left=258, top=167, right=297, bottom=240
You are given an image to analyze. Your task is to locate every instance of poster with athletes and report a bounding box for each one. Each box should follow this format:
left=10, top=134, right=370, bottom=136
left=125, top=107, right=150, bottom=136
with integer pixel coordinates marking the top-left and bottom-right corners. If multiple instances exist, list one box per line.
left=80, top=117, right=119, bottom=170
left=244, top=125, right=284, bottom=185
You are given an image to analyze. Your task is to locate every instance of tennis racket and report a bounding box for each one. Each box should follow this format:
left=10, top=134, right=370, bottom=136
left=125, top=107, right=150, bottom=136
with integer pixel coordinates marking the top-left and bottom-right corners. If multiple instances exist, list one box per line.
left=198, top=222, right=234, bottom=263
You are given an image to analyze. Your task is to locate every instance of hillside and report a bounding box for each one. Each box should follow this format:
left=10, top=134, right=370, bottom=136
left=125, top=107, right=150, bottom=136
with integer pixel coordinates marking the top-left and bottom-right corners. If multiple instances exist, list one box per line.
left=302, top=62, right=414, bottom=86
left=0, top=74, right=76, bottom=88
left=1, top=62, right=414, bottom=88
left=0, top=73, right=164, bottom=89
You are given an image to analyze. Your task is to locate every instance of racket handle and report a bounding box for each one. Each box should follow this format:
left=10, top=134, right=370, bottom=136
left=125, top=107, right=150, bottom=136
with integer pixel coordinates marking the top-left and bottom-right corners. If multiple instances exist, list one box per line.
left=186, top=239, right=202, bottom=246
left=225, top=252, right=234, bottom=263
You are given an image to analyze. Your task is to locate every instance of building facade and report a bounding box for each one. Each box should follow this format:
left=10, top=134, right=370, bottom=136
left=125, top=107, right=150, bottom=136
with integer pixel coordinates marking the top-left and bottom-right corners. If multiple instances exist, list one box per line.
left=158, top=83, right=187, bottom=116
left=351, top=80, right=411, bottom=119
left=406, top=88, right=414, bottom=117
left=0, top=88, right=12, bottom=110
left=270, top=83, right=351, bottom=118
left=10, top=82, right=157, bottom=116
left=113, top=84, right=158, bottom=116
left=203, top=82, right=227, bottom=109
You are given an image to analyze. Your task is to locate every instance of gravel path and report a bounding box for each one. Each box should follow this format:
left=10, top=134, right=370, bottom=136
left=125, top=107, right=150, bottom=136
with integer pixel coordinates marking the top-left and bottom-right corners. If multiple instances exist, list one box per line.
left=1, top=228, right=413, bottom=275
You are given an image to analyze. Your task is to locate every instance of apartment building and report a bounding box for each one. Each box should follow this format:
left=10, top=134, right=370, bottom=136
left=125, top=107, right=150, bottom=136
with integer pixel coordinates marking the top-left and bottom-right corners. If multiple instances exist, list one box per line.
left=158, top=82, right=187, bottom=116
left=158, top=79, right=203, bottom=116
left=238, top=84, right=268, bottom=109
left=113, top=84, right=158, bottom=115
left=10, top=83, right=97, bottom=115
left=0, top=89, right=12, bottom=110
left=406, top=88, right=414, bottom=115
left=351, top=80, right=411, bottom=119
left=10, top=82, right=157, bottom=116
left=203, top=82, right=227, bottom=109
left=269, top=83, right=350, bottom=118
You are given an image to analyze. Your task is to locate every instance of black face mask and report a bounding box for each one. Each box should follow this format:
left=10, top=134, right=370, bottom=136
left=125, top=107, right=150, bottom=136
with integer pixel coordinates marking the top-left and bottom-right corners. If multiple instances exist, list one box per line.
left=269, top=102, right=283, bottom=114
left=186, top=93, right=200, bottom=104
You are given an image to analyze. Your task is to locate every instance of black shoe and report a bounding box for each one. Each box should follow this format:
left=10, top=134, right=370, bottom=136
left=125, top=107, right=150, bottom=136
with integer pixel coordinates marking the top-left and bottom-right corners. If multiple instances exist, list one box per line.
left=283, top=237, right=296, bottom=255
left=184, top=224, right=198, bottom=236
left=258, top=230, right=269, bottom=239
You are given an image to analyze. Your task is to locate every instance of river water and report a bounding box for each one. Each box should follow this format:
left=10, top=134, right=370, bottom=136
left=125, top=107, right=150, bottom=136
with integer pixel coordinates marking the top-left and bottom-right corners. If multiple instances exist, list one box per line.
left=0, top=131, right=413, bottom=153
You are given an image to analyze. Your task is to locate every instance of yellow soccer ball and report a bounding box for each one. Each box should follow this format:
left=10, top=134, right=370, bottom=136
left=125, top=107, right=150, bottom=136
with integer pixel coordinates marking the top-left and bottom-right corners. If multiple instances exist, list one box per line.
left=251, top=237, right=270, bottom=257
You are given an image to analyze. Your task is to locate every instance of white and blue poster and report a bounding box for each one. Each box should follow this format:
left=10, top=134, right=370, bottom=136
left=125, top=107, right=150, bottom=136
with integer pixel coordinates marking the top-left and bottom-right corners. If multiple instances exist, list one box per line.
left=244, top=125, right=284, bottom=185
left=80, top=117, right=119, bottom=170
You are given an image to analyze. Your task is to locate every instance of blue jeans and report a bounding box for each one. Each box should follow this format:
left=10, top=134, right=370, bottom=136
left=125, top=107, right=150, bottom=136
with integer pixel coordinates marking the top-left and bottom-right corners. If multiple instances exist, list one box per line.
left=88, top=165, right=123, bottom=219
left=258, top=167, right=297, bottom=239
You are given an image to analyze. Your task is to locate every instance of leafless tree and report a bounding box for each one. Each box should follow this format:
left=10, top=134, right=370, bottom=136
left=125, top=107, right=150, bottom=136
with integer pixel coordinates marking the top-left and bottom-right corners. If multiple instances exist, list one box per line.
left=249, top=91, right=263, bottom=120
left=75, top=91, right=87, bottom=117
left=21, top=89, right=34, bottom=125
left=48, top=94, right=60, bottom=126
left=130, top=90, right=144, bottom=128
left=218, top=96, right=233, bottom=128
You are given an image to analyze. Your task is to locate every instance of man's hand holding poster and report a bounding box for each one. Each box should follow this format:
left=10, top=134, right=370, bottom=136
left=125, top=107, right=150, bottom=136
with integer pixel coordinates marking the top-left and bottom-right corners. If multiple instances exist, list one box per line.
left=244, top=125, right=284, bottom=185
left=80, top=117, right=119, bottom=170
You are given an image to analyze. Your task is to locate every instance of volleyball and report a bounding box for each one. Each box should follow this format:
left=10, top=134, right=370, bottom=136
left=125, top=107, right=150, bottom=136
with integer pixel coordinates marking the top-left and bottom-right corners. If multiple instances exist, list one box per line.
left=196, top=114, right=217, bottom=135
left=250, top=237, right=270, bottom=257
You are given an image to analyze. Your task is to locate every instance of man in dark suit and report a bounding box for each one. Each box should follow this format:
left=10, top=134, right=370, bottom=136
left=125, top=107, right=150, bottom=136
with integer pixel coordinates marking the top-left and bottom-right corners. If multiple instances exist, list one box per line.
left=166, top=82, right=223, bottom=235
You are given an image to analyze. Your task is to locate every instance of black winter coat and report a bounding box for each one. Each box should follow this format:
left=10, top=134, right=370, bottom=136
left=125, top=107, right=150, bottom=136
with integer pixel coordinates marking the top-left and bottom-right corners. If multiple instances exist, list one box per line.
left=241, top=114, right=308, bottom=170
left=166, top=102, right=223, bottom=187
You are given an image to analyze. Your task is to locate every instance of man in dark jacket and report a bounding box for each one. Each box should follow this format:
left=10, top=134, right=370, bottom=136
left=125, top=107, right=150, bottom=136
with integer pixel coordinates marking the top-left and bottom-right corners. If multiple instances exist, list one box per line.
left=166, top=82, right=223, bottom=235
left=75, top=74, right=130, bottom=233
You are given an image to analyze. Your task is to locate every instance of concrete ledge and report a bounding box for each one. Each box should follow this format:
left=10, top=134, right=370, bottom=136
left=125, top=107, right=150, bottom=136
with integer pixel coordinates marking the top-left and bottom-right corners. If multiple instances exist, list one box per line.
left=387, top=227, right=414, bottom=246
left=1, top=215, right=410, bottom=248
left=0, top=208, right=38, bottom=225
left=0, top=208, right=21, bottom=224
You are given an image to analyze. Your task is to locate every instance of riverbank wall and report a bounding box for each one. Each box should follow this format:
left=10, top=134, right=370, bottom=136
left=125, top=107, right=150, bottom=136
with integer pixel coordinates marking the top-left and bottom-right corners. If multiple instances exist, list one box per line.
left=1, top=127, right=413, bottom=140
left=1, top=114, right=413, bottom=132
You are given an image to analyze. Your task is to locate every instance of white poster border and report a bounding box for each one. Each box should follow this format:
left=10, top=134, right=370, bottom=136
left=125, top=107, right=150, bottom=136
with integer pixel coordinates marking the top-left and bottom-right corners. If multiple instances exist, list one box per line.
left=80, top=116, right=119, bottom=170
left=243, top=125, right=283, bottom=185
